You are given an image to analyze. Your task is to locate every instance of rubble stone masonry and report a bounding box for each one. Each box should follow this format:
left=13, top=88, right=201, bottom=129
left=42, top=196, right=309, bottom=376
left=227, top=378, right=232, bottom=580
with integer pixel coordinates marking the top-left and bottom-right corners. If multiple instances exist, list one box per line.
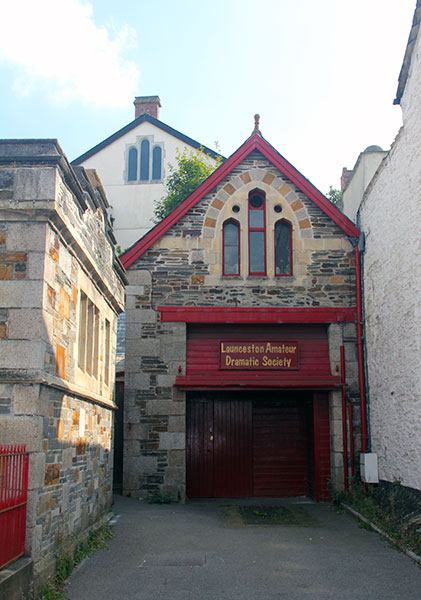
left=124, top=150, right=359, bottom=500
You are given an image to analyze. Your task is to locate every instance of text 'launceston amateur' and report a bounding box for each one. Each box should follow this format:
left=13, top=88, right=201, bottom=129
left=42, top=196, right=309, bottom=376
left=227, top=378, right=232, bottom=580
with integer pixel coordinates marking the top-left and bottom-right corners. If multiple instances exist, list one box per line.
left=220, top=341, right=299, bottom=369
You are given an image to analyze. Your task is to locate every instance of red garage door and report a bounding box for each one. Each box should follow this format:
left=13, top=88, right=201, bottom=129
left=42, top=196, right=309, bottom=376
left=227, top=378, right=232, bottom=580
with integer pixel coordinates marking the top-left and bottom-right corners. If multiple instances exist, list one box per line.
left=187, top=392, right=329, bottom=499
left=253, top=398, right=310, bottom=497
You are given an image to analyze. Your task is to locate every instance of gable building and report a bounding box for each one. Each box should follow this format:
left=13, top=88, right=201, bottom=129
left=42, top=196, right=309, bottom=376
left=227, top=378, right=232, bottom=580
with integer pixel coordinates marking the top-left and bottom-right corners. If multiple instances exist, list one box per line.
left=119, top=121, right=364, bottom=501
left=73, top=96, right=222, bottom=250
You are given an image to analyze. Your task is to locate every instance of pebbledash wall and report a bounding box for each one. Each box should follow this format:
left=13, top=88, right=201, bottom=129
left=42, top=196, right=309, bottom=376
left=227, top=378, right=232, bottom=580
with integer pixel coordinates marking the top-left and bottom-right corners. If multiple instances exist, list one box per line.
left=358, top=5, right=421, bottom=491
left=0, top=140, right=125, bottom=584
left=121, top=136, right=362, bottom=501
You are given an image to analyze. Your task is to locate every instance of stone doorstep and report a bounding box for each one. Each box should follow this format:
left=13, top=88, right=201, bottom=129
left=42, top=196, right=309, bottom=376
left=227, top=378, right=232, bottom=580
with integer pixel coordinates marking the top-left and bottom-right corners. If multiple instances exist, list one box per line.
left=0, top=556, right=33, bottom=600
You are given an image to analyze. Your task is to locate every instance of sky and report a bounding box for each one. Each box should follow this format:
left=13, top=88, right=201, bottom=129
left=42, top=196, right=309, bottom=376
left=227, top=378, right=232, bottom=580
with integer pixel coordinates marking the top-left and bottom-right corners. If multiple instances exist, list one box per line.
left=0, top=0, right=416, bottom=194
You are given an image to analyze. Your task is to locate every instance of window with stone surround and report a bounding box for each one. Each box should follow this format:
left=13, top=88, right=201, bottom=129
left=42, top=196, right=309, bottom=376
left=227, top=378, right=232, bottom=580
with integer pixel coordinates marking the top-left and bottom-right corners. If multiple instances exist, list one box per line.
left=248, top=189, right=266, bottom=275
left=104, top=319, right=111, bottom=386
left=221, top=189, right=293, bottom=278
left=128, top=147, right=138, bottom=181
left=274, top=219, right=292, bottom=276
left=126, top=137, right=163, bottom=183
left=78, top=291, right=100, bottom=378
left=223, top=219, right=240, bottom=276
left=140, top=139, right=150, bottom=180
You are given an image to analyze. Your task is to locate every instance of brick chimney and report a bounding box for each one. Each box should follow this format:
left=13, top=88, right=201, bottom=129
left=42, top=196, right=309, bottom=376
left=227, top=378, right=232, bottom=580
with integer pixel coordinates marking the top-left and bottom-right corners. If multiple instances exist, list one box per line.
left=134, top=96, right=161, bottom=119
left=341, top=167, right=353, bottom=192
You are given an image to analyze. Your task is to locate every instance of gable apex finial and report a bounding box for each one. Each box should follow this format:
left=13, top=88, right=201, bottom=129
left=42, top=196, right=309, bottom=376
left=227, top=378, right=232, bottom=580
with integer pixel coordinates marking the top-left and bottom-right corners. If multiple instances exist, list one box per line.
left=253, top=114, right=261, bottom=135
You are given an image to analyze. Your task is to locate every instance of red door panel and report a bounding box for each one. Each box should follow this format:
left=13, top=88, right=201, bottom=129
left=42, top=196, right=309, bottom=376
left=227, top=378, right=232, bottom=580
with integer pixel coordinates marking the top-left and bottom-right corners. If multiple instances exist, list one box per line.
left=213, top=399, right=253, bottom=497
left=253, top=399, right=310, bottom=497
left=186, top=398, right=213, bottom=498
left=187, top=393, right=326, bottom=500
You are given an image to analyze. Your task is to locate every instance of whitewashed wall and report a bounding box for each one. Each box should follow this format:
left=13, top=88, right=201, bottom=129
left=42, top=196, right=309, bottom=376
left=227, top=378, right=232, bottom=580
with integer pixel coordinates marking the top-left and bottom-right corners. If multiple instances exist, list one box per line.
left=342, top=150, right=386, bottom=223
left=359, top=27, right=421, bottom=490
left=81, top=122, right=218, bottom=249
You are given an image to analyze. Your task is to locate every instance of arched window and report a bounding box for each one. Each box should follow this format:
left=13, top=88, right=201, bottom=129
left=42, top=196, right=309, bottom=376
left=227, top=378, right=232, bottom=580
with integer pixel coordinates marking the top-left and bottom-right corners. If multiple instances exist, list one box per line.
left=248, top=189, right=266, bottom=275
left=140, top=139, right=150, bottom=180
left=127, top=147, right=138, bottom=181
left=223, top=219, right=240, bottom=276
left=275, top=219, right=292, bottom=276
left=152, top=146, right=162, bottom=180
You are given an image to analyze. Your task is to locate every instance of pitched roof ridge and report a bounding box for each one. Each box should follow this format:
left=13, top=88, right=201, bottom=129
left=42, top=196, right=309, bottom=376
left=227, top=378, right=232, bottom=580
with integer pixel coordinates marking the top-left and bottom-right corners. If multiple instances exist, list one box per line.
left=71, top=113, right=224, bottom=165
left=120, top=132, right=360, bottom=269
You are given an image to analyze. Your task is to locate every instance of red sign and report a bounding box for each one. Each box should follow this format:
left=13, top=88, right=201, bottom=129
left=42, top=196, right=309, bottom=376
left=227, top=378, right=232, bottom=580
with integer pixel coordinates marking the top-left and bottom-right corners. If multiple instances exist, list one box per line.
left=220, top=340, right=299, bottom=370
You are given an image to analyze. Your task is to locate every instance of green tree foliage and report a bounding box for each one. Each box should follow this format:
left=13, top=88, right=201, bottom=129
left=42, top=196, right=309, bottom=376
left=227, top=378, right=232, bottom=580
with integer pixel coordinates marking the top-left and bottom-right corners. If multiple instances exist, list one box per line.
left=326, top=186, right=342, bottom=207
left=154, top=147, right=222, bottom=223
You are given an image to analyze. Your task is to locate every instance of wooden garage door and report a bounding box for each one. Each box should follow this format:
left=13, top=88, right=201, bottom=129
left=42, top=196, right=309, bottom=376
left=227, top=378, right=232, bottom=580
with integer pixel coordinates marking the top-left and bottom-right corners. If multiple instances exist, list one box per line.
left=186, top=393, right=314, bottom=498
left=253, top=399, right=310, bottom=497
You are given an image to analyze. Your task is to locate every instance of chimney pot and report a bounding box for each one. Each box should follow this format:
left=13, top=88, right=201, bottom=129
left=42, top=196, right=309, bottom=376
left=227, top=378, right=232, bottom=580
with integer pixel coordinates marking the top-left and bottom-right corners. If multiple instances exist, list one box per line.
left=134, top=95, right=161, bottom=119
left=341, top=167, right=353, bottom=193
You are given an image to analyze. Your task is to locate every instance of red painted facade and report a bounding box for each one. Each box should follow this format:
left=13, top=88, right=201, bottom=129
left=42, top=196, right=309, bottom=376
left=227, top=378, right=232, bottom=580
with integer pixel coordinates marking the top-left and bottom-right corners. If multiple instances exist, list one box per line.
left=183, top=326, right=334, bottom=499
left=177, top=324, right=340, bottom=390
left=159, top=306, right=356, bottom=324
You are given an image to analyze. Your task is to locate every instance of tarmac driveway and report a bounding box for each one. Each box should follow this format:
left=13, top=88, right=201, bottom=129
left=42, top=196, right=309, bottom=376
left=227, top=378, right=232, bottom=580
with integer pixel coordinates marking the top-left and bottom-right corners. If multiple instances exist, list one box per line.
left=67, top=495, right=421, bottom=600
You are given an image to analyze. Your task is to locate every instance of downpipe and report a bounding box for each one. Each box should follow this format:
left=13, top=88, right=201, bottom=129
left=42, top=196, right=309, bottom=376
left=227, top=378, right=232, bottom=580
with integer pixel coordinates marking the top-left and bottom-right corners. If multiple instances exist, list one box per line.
left=353, top=248, right=368, bottom=454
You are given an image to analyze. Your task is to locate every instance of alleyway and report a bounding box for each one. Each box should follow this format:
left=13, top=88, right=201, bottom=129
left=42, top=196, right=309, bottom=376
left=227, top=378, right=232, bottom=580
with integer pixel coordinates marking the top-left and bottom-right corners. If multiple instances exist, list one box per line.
left=67, top=495, right=421, bottom=600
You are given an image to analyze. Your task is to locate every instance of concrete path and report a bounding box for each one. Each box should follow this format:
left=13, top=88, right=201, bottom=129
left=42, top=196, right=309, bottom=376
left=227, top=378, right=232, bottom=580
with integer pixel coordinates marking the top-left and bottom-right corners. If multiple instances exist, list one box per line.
left=67, top=495, right=421, bottom=600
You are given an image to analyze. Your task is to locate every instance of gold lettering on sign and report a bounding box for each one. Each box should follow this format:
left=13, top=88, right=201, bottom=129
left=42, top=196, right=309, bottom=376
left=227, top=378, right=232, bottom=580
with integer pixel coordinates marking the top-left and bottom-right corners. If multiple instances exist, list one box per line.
left=220, top=340, right=299, bottom=370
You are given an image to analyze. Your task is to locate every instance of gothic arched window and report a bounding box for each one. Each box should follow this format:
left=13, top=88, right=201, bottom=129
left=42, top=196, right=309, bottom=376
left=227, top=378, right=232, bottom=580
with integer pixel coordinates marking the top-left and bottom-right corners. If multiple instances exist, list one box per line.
left=152, top=146, right=162, bottom=180
left=140, top=139, right=150, bottom=181
left=274, top=219, right=292, bottom=276
left=248, top=189, right=266, bottom=275
left=127, top=147, right=138, bottom=181
left=223, top=219, right=240, bottom=276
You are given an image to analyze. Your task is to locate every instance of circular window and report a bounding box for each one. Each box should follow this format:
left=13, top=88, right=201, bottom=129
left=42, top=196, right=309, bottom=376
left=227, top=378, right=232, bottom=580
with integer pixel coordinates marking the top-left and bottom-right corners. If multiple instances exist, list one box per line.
left=249, top=194, right=263, bottom=208
left=274, top=205, right=282, bottom=213
left=232, top=205, right=240, bottom=213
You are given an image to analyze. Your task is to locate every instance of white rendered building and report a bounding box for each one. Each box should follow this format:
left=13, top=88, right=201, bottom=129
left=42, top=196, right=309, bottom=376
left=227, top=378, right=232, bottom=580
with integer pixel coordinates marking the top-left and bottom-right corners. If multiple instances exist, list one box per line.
left=342, top=2, right=421, bottom=492
left=73, top=96, right=222, bottom=250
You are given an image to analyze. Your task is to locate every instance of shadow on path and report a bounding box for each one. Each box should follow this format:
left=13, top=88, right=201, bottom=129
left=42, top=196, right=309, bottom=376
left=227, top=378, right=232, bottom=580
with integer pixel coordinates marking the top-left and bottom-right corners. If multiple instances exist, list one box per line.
left=67, top=495, right=421, bottom=600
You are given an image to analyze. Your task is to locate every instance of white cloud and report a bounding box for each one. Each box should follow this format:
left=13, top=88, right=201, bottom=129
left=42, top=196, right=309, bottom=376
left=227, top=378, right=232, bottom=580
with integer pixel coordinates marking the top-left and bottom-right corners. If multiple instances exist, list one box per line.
left=0, top=0, right=140, bottom=108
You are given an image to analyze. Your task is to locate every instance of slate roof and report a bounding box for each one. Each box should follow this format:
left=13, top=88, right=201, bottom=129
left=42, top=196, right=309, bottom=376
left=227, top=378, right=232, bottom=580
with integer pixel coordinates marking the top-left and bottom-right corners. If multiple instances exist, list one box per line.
left=71, top=113, right=223, bottom=165
left=394, top=0, right=421, bottom=105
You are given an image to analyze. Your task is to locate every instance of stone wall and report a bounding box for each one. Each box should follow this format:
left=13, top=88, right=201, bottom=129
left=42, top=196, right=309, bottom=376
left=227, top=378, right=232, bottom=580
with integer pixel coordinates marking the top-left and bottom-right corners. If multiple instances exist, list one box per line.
left=0, top=140, right=125, bottom=584
left=1, top=384, right=113, bottom=580
left=124, top=149, right=359, bottom=499
left=359, top=23, right=421, bottom=490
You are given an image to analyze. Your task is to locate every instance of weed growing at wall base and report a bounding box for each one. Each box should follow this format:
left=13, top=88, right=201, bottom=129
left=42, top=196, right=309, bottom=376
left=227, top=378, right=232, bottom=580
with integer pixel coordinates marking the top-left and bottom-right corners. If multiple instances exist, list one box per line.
left=334, top=481, right=421, bottom=556
left=37, top=526, right=114, bottom=599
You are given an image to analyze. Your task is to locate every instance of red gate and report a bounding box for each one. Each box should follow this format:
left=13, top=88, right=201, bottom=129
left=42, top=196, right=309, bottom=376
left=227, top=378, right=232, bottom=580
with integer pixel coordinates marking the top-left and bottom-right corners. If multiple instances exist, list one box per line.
left=0, top=445, right=29, bottom=569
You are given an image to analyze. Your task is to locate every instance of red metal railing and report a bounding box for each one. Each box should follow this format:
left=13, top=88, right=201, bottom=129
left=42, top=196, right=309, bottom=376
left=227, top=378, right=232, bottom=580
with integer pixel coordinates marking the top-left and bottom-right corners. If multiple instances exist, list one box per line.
left=0, top=444, right=29, bottom=569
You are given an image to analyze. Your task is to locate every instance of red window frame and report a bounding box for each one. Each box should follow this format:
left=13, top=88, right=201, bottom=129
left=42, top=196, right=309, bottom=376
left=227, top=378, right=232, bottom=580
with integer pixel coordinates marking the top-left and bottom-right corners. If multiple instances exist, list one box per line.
left=274, top=219, right=293, bottom=277
left=248, top=189, right=266, bottom=276
left=222, top=219, right=240, bottom=276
